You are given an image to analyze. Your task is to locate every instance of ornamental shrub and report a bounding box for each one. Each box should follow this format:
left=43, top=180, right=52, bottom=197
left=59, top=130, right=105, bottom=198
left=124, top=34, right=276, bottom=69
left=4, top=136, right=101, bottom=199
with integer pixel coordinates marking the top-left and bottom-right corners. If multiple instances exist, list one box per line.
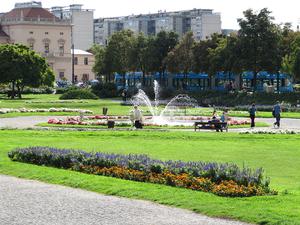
left=60, top=89, right=98, bottom=100
left=91, top=83, right=117, bottom=98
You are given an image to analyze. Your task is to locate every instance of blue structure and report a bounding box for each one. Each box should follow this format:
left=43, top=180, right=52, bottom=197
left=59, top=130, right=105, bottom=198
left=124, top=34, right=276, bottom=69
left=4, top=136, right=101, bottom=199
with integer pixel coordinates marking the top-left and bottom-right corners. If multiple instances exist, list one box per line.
left=172, top=72, right=209, bottom=91
left=242, top=71, right=293, bottom=92
left=115, top=71, right=294, bottom=93
left=214, top=72, right=236, bottom=91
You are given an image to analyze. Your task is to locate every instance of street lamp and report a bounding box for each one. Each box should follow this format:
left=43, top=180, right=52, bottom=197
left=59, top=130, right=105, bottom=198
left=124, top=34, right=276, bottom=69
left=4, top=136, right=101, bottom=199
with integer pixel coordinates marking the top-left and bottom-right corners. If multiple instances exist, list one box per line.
left=71, top=22, right=75, bottom=84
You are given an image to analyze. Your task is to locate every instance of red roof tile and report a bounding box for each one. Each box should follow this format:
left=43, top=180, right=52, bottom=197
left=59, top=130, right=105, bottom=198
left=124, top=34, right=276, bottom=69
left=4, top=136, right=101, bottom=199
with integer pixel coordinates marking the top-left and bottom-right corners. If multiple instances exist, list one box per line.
left=4, top=8, right=56, bottom=19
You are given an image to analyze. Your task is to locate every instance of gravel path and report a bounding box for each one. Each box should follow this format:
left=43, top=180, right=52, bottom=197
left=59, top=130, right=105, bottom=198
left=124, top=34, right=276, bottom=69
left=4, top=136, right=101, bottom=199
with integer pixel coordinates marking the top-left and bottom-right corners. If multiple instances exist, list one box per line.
left=0, top=175, right=250, bottom=225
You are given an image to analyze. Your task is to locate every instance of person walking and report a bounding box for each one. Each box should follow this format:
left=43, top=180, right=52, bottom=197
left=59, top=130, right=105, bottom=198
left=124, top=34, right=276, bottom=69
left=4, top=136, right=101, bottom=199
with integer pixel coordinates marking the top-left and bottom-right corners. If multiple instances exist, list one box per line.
left=249, top=103, right=256, bottom=128
left=273, top=101, right=282, bottom=128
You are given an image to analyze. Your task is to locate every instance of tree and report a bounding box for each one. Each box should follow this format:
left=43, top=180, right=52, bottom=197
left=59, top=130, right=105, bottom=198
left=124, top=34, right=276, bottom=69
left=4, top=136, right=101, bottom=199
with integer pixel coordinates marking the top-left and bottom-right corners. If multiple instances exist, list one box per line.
left=105, top=30, right=134, bottom=87
left=91, top=44, right=108, bottom=82
left=152, top=31, right=178, bottom=86
left=237, top=8, right=281, bottom=92
left=129, top=33, right=156, bottom=86
left=0, top=44, right=52, bottom=99
left=292, top=48, right=300, bottom=81
left=165, top=32, right=194, bottom=89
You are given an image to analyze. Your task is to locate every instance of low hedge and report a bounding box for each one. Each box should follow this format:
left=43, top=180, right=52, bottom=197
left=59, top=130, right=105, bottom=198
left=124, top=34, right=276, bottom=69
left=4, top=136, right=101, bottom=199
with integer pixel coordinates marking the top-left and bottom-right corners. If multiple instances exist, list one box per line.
left=8, top=147, right=277, bottom=197
left=59, top=89, right=98, bottom=100
left=190, top=91, right=300, bottom=107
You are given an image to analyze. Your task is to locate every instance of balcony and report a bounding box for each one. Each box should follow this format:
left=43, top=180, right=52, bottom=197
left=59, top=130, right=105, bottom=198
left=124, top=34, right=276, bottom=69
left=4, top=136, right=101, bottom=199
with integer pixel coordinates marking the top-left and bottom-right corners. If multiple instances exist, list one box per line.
left=0, top=17, right=71, bottom=26
left=40, top=52, right=72, bottom=59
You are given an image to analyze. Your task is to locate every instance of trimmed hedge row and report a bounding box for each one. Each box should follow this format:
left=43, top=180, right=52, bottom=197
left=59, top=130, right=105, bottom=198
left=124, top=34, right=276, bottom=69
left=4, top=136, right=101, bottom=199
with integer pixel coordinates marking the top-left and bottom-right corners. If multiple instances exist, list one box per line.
left=59, top=89, right=98, bottom=100
left=8, top=147, right=277, bottom=197
left=190, top=91, right=300, bottom=107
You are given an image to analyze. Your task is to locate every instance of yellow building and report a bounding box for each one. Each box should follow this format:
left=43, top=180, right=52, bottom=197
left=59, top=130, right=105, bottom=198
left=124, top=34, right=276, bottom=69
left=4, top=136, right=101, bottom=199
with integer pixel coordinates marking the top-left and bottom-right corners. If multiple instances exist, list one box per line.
left=0, top=2, right=95, bottom=83
left=72, top=49, right=96, bottom=83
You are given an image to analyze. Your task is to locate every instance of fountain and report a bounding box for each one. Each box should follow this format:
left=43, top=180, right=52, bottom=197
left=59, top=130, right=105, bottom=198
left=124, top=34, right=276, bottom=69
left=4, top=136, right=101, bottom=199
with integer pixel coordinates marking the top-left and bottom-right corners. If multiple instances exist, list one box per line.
left=131, top=81, right=197, bottom=125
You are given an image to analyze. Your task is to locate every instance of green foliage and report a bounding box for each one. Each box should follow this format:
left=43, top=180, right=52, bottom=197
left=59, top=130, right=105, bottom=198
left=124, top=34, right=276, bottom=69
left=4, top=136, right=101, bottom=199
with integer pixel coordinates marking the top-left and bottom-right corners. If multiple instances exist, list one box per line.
left=59, top=89, right=98, bottom=100
left=91, top=82, right=118, bottom=98
left=237, top=8, right=282, bottom=91
left=191, top=91, right=300, bottom=106
left=0, top=44, right=54, bottom=98
left=166, top=32, right=194, bottom=78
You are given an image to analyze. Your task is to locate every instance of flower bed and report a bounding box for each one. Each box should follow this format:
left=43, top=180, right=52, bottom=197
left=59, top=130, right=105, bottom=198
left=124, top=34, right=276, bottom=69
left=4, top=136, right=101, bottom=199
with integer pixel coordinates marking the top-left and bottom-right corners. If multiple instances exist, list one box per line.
left=0, top=108, right=93, bottom=114
left=25, top=100, right=89, bottom=104
left=8, top=147, right=277, bottom=197
left=47, top=115, right=250, bottom=127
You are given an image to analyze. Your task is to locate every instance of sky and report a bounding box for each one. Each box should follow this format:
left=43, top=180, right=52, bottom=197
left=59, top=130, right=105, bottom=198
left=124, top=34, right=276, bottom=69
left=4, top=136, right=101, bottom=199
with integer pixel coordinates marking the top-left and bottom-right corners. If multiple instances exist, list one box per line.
left=2, top=0, right=300, bottom=29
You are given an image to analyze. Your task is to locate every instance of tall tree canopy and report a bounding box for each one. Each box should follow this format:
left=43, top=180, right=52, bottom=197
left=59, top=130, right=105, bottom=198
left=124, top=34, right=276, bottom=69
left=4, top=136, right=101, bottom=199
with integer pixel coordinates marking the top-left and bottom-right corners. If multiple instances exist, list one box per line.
left=237, top=8, right=281, bottom=91
left=0, top=44, right=54, bottom=98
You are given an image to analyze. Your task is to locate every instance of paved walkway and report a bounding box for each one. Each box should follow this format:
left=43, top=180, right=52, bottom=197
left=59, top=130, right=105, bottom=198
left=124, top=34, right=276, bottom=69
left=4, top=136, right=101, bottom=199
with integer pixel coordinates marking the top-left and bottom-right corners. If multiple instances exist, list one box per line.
left=0, top=175, right=250, bottom=225
left=1, top=115, right=300, bottom=131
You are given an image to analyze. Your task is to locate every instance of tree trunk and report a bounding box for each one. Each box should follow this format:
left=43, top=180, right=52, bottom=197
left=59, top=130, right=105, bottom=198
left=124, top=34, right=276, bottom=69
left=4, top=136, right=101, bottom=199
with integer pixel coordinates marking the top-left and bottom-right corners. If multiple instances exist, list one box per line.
left=253, top=71, right=257, bottom=93
left=142, top=70, right=146, bottom=87
left=11, top=81, right=15, bottom=99
left=277, top=72, right=280, bottom=94
left=123, top=73, right=126, bottom=88
left=16, top=83, right=22, bottom=99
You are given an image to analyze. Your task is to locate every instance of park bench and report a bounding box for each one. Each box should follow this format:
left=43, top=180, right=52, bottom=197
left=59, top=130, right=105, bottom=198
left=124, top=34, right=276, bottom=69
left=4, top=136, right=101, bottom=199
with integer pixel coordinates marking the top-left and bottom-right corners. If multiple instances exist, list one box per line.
left=194, top=121, right=228, bottom=132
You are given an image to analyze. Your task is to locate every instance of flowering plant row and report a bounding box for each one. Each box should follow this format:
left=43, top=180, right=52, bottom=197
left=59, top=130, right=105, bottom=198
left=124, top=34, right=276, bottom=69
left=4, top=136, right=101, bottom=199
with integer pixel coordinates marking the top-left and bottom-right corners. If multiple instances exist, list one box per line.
left=0, top=108, right=93, bottom=114
left=25, top=100, right=89, bottom=104
left=47, top=116, right=249, bottom=127
left=8, top=147, right=276, bottom=197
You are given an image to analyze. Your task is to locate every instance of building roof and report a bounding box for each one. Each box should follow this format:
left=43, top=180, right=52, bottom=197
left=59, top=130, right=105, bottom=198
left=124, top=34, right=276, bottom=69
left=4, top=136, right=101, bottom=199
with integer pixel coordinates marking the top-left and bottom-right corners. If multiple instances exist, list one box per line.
left=72, top=49, right=93, bottom=55
left=3, top=7, right=56, bottom=20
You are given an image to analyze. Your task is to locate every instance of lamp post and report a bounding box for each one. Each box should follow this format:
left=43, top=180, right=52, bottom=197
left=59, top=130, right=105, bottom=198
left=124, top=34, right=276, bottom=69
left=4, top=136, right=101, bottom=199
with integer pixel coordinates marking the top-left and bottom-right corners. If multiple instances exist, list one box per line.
left=71, top=22, right=75, bottom=84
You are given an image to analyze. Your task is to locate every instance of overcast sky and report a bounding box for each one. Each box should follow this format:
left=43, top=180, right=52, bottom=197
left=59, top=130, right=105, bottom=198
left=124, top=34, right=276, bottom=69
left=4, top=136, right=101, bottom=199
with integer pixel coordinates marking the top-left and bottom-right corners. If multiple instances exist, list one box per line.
left=2, top=0, right=300, bottom=29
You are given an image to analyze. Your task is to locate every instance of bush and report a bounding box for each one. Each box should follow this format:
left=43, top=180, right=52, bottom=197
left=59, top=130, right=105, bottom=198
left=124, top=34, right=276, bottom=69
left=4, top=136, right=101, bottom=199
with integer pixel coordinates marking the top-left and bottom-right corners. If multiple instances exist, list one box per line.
left=59, top=89, right=98, bottom=100
left=91, top=83, right=117, bottom=98
left=8, top=146, right=277, bottom=197
left=190, top=91, right=300, bottom=107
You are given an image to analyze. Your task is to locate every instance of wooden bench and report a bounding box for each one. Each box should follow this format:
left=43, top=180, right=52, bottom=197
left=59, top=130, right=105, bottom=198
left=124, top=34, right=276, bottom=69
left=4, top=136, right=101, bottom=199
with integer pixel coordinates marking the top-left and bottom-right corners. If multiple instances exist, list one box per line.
left=194, top=121, right=228, bottom=132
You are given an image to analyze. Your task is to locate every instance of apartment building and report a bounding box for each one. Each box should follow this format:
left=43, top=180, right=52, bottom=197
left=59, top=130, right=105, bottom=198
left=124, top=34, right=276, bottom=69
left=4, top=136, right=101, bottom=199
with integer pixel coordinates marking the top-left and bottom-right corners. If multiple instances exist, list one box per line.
left=51, top=4, right=94, bottom=51
left=94, top=9, right=221, bottom=45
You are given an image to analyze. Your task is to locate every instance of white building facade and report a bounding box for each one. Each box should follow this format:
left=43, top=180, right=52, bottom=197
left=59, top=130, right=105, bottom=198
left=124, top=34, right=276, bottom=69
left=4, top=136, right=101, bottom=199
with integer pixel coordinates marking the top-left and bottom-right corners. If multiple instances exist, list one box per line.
left=94, top=9, right=221, bottom=45
left=51, top=4, right=94, bottom=51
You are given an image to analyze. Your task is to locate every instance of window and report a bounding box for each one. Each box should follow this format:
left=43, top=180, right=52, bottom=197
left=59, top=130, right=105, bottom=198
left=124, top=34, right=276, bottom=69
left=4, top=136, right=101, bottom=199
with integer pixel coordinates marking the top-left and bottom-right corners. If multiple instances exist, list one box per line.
left=59, top=72, right=65, bottom=79
left=60, top=32, right=64, bottom=35
left=44, top=43, right=49, bottom=53
left=84, top=57, right=88, bottom=65
left=74, top=57, right=78, bottom=65
left=82, top=74, right=89, bottom=82
left=59, top=44, right=64, bottom=56
left=29, top=42, right=34, bottom=50
left=29, top=31, right=33, bottom=34
left=45, top=32, right=49, bottom=35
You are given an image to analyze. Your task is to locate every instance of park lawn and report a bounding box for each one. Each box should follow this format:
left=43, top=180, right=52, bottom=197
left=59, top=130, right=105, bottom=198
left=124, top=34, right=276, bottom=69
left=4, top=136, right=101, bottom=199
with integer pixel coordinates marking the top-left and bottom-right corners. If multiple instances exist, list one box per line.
left=2, top=94, right=300, bottom=119
left=36, top=121, right=269, bottom=129
left=0, top=130, right=299, bottom=224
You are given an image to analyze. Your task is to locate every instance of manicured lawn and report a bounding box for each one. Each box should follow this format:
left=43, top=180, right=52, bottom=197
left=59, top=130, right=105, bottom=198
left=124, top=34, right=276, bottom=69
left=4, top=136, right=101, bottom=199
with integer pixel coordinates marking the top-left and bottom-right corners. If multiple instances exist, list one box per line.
left=0, top=130, right=299, bottom=224
left=1, top=94, right=300, bottom=119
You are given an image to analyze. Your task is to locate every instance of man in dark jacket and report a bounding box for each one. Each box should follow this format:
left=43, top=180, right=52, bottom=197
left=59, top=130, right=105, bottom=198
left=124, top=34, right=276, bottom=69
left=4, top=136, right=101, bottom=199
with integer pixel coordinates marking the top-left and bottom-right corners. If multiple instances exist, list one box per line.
left=249, top=103, right=256, bottom=128
left=273, top=101, right=282, bottom=128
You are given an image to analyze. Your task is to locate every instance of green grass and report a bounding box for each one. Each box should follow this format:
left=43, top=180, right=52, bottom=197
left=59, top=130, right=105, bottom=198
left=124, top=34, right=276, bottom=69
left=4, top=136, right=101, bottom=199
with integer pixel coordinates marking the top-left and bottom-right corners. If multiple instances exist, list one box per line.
left=0, top=130, right=300, bottom=224
left=1, top=94, right=300, bottom=119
